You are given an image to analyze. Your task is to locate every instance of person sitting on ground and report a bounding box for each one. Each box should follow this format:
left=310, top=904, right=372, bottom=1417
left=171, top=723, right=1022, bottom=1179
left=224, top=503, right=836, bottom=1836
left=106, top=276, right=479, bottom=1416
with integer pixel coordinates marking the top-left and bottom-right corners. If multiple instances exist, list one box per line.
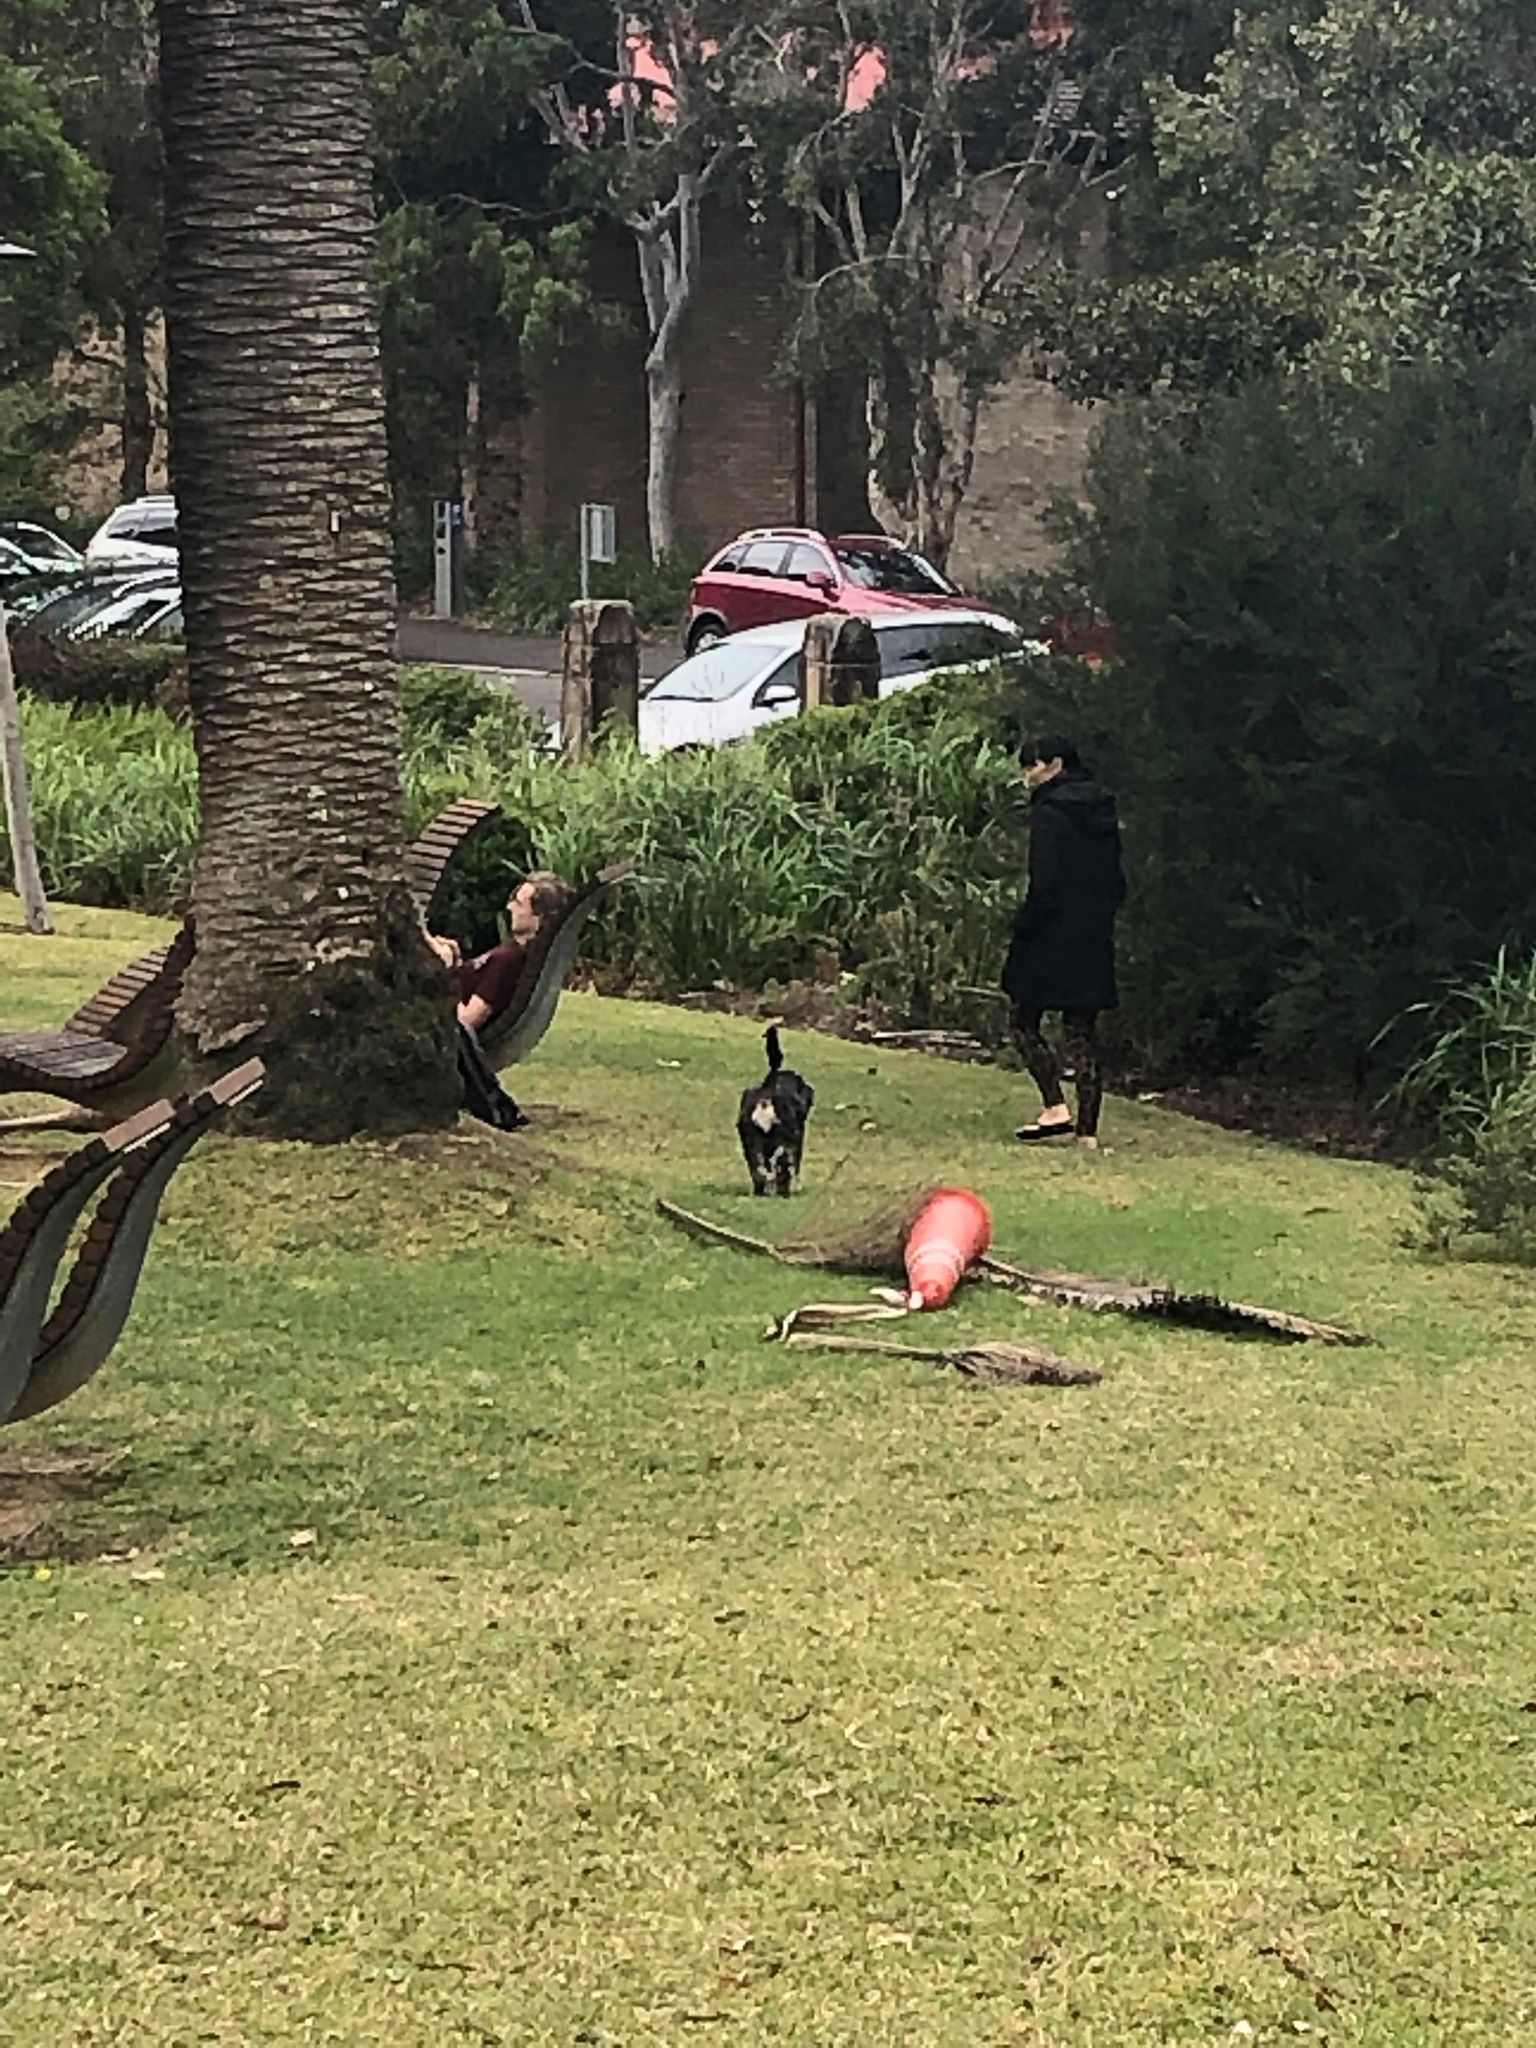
left=1002, top=735, right=1127, bottom=1151
left=425, top=870, right=571, bottom=1035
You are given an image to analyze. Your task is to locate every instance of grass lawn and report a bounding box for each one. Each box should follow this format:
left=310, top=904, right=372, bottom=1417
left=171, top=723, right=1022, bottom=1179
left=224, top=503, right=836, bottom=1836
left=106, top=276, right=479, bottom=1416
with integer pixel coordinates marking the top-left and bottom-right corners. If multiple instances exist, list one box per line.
left=3, top=898, right=1536, bottom=2045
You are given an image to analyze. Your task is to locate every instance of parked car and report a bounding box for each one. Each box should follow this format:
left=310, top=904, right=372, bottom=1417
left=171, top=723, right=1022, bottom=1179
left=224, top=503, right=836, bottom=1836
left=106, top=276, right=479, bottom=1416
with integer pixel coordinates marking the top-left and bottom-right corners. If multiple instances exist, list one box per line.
left=640, top=608, right=1032, bottom=754
left=683, top=527, right=987, bottom=655
left=71, top=581, right=183, bottom=641
left=24, top=566, right=178, bottom=638
left=0, top=521, right=85, bottom=581
left=84, top=493, right=179, bottom=570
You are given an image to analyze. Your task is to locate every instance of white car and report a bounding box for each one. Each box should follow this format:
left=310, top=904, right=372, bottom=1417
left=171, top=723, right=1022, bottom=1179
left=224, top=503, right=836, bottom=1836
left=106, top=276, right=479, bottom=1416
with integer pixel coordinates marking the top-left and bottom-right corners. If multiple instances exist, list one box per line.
left=637, top=609, right=1035, bottom=754
left=85, top=494, right=179, bottom=570
left=70, top=581, right=183, bottom=641
left=0, top=520, right=84, bottom=579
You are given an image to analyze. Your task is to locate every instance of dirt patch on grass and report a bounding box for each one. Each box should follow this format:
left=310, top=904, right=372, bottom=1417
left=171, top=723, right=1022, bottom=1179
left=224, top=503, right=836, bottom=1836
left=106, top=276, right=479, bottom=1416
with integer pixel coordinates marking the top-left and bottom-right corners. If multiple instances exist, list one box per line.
left=1141, top=1076, right=1421, bottom=1164
left=0, top=1446, right=125, bottom=1564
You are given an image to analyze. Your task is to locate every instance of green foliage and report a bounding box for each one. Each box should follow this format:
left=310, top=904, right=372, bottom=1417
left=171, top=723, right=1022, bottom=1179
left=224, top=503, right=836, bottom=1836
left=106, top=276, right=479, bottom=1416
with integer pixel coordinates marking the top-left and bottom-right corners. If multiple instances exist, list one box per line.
left=475, top=545, right=691, bottom=636
left=0, top=20, right=103, bottom=382
left=1041, top=0, right=1536, bottom=400
left=0, top=376, right=82, bottom=513
left=372, top=0, right=597, bottom=577
left=1035, top=338, right=1536, bottom=1082
left=397, top=662, right=502, bottom=751
left=1415, top=1085, right=1536, bottom=1263
left=9, top=668, right=1041, bottom=1038
left=1393, top=951, right=1536, bottom=1263
left=4, top=698, right=197, bottom=911
left=10, top=628, right=185, bottom=711
left=1391, top=951, right=1536, bottom=1140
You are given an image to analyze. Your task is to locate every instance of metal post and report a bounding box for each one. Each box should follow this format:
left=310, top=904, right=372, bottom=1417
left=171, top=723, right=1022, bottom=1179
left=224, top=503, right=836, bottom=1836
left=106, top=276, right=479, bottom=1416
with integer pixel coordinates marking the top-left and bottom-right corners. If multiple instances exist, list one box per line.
left=0, top=601, right=53, bottom=934
left=578, top=502, right=616, bottom=608
left=432, top=498, right=464, bottom=619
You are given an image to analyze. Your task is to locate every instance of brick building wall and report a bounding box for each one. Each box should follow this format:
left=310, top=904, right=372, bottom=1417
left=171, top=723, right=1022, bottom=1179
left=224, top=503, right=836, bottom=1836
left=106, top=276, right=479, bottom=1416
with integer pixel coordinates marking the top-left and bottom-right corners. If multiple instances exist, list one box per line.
left=948, top=380, right=1099, bottom=586
left=480, top=214, right=807, bottom=561
left=479, top=201, right=1102, bottom=581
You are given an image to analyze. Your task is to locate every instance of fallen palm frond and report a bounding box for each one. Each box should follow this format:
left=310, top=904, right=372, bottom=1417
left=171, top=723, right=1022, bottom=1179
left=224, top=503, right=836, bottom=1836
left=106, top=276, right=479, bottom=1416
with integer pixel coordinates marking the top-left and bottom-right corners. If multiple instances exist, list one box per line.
left=974, top=1254, right=1369, bottom=1346
left=656, top=1197, right=1369, bottom=1347
left=772, top=1326, right=1101, bottom=1387
left=657, top=1192, right=930, bottom=1276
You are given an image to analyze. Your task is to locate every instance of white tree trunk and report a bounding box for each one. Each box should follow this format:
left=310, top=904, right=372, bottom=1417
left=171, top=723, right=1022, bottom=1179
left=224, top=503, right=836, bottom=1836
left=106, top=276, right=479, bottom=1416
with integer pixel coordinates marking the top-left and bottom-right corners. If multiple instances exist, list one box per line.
left=0, top=604, right=52, bottom=935
left=645, top=333, right=683, bottom=560
left=462, top=364, right=481, bottom=557
left=634, top=171, right=703, bottom=564
left=865, top=378, right=915, bottom=544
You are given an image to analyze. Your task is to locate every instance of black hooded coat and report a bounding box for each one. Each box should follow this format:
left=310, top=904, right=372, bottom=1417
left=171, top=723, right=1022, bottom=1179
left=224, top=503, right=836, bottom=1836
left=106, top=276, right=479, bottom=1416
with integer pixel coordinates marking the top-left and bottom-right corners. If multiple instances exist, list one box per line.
left=1001, top=773, right=1127, bottom=1012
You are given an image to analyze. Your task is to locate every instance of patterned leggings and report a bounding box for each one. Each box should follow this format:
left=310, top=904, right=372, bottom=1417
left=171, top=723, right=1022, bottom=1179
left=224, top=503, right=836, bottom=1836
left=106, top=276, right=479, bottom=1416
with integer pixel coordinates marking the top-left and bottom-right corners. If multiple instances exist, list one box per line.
left=1010, top=1006, right=1103, bottom=1138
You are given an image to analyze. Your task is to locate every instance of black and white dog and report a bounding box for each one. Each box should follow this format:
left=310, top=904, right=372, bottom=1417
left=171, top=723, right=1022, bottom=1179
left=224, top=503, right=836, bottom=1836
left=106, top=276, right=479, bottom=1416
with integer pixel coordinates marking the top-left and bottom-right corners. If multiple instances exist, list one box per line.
left=737, top=1026, right=814, bottom=1196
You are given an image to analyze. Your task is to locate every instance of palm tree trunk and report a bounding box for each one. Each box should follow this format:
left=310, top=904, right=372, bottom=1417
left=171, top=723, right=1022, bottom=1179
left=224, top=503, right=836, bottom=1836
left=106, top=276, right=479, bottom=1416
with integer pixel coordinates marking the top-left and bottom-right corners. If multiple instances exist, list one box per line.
left=159, top=0, right=459, bottom=1139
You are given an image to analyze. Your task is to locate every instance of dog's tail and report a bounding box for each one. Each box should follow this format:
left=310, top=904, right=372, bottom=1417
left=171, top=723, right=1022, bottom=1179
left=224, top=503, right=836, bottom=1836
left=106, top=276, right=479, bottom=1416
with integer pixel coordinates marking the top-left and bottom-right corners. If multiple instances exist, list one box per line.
left=764, top=1024, right=784, bottom=1072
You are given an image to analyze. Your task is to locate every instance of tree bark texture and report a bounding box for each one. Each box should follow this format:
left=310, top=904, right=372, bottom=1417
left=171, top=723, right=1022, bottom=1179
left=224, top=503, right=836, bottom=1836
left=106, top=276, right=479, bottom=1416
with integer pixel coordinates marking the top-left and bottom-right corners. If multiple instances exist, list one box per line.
left=644, top=336, right=683, bottom=561
left=119, top=302, right=155, bottom=502
left=158, top=0, right=459, bottom=1139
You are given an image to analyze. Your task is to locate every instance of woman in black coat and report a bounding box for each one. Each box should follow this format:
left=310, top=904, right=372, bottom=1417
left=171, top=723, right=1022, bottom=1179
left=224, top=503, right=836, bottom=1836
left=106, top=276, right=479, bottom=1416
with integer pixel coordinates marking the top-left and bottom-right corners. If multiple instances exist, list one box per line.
left=1002, top=735, right=1126, bottom=1147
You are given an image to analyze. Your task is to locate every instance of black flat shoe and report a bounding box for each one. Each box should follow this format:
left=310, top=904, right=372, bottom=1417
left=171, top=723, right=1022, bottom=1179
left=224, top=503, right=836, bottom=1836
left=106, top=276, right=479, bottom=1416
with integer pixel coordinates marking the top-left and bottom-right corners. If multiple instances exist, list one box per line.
left=1015, top=1119, right=1075, bottom=1141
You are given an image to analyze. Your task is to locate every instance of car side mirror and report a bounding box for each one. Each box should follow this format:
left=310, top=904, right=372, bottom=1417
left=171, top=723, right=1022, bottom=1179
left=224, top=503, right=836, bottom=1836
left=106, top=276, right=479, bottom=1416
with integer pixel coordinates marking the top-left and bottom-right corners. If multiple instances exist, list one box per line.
left=755, top=681, right=801, bottom=709
left=809, top=569, right=837, bottom=595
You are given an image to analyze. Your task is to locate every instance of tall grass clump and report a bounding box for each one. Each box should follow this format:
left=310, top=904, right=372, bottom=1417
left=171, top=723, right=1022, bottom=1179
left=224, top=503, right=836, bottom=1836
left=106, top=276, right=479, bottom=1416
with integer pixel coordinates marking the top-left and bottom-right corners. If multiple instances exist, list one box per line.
left=6, top=698, right=198, bottom=911
left=1395, top=951, right=1536, bottom=1262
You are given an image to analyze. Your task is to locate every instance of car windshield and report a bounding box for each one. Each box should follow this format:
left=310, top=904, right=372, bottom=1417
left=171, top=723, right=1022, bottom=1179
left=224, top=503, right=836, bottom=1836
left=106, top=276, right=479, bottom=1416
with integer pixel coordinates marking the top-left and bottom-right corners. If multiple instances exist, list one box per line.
left=834, top=544, right=955, bottom=596
left=81, top=590, right=178, bottom=638
left=30, top=581, right=144, bottom=630
left=0, top=524, right=76, bottom=563
left=649, top=642, right=787, bottom=703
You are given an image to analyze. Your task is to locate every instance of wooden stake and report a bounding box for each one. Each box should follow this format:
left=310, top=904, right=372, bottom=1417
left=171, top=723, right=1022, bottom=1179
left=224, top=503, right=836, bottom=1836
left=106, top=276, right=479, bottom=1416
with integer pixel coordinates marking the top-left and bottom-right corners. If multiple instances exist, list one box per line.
left=0, top=600, right=52, bottom=934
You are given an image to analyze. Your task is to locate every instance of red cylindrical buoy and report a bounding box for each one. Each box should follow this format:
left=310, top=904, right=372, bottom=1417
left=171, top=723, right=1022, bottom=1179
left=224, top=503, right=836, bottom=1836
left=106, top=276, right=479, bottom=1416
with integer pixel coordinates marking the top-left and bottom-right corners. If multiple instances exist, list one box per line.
left=903, top=1187, right=993, bottom=1310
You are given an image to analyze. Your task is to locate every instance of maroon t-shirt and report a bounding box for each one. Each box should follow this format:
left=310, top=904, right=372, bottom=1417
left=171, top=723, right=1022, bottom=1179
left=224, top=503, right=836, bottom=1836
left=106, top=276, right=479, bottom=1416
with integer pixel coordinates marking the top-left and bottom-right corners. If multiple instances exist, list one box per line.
left=453, top=939, right=527, bottom=1021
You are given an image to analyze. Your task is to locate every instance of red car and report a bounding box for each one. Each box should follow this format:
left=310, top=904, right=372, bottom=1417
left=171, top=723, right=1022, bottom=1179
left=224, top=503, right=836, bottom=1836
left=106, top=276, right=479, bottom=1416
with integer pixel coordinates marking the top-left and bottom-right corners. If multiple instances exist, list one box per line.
left=683, top=527, right=985, bottom=655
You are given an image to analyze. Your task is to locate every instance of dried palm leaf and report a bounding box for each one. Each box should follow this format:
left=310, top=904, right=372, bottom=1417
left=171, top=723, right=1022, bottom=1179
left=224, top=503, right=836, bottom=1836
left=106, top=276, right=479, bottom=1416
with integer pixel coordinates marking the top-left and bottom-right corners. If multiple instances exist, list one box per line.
left=975, top=1255, right=1369, bottom=1346
left=656, top=1198, right=1368, bottom=1347
left=776, top=1329, right=1102, bottom=1387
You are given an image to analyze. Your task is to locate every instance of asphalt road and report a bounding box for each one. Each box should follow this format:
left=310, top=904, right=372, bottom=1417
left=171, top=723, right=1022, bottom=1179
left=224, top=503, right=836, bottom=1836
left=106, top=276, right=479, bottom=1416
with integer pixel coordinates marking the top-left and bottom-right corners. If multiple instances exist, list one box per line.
left=396, top=613, right=679, bottom=726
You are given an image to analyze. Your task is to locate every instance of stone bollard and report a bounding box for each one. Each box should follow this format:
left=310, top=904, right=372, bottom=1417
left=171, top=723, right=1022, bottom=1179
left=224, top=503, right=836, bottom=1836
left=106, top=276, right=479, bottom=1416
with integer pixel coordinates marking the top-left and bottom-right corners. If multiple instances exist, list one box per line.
left=800, top=612, right=880, bottom=712
left=561, top=599, right=640, bottom=761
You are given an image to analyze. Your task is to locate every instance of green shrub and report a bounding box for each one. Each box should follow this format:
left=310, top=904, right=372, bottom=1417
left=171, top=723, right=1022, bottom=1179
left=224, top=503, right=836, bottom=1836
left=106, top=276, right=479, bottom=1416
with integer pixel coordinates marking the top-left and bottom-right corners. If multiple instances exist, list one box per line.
left=5, top=699, right=198, bottom=912
left=11, top=630, right=187, bottom=714
left=1412, top=1067, right=1536, bottom=1264
left=1045, top=337, right=1536, bottom=1085
left=1395, top=953, right=1536, bottom=1262
left=8, top=667, right=1038, bottom=1038
left=1391, top=950, right=1536, bottom=1138
left=397, top=664, right=512, bottom=761
left=476, top=544, right=691, bottom=637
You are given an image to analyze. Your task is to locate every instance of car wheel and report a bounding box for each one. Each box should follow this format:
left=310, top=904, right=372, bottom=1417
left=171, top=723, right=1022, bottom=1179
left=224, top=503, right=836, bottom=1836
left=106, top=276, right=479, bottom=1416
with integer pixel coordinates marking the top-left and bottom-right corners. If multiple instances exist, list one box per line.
left=686, top=617, right=727, bottom=656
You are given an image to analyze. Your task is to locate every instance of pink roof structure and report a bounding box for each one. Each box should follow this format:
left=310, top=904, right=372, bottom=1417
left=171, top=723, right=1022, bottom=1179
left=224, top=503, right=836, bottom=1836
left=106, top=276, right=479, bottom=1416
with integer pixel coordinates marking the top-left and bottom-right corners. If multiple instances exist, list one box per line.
left=618, top=5, right=1070, bottom=121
